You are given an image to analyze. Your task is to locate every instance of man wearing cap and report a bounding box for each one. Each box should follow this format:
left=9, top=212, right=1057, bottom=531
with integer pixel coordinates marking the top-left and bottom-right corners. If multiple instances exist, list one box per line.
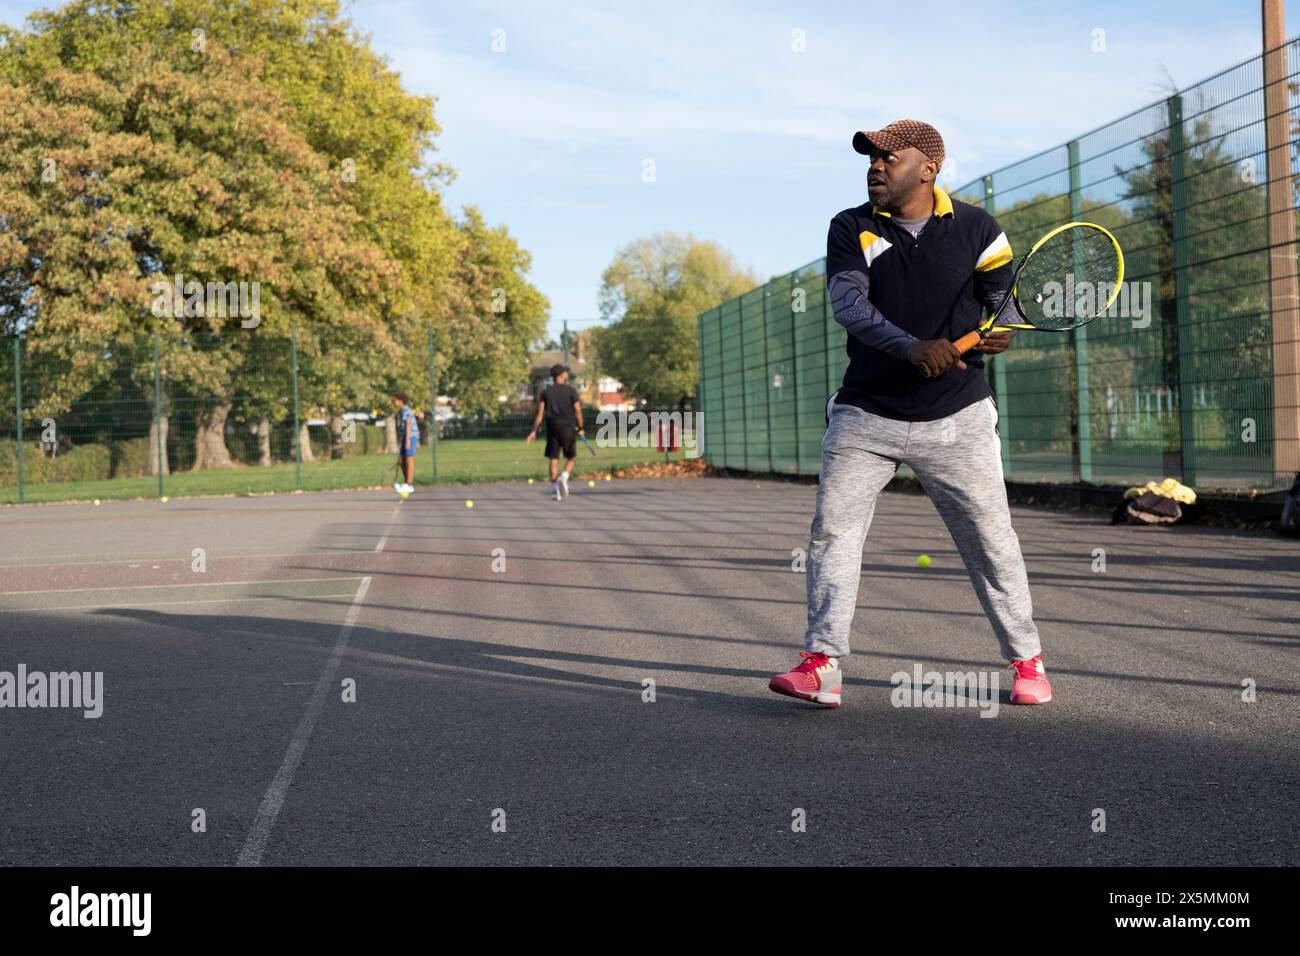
left=527, top=364, right=584, bottom=500
left=768, top=119, right=1053, bottom=709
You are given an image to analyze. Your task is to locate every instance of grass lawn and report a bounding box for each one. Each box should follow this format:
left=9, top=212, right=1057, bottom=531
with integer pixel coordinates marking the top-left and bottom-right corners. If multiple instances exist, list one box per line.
left=0, top=438, right=686, bottom=505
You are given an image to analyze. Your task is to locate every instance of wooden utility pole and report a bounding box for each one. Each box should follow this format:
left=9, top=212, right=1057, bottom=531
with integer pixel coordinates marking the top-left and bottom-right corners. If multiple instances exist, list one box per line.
left=1263, top=0, right=1300, bottom=480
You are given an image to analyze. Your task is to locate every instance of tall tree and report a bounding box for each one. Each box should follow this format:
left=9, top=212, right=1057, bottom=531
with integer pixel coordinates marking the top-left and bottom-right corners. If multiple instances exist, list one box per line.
left=0, top=32, right=398, bottom=469
left=1, top=0, right=549, bottom=458
left=438, top=207, right=549, bottom=415
left=596, top=233, right=756, bottom=407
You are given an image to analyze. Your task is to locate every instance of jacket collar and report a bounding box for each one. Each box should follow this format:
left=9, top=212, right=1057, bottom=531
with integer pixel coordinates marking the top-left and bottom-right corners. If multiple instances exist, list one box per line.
left=873, top=185, right=953, bottom=219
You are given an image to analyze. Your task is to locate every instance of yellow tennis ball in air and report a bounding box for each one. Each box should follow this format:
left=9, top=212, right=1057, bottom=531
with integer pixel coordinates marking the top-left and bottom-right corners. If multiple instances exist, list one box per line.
left=160, top=496, right=169, bottom=503
left=93, top=499, right=101, bottom=506
left=465, top=500, right=474, bottom=508
left=916, top=554, right=932, bottom=569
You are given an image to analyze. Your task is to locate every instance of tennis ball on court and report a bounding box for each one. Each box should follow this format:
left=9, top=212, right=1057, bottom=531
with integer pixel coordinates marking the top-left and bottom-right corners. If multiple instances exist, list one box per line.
left=528, top=478, right=534, bottom=484
left=603, top=475, right=611, bottom=482
left=93, top=499, right=101, bottom=506
left=465, top=500, right=474, bottom=508
left=587, top=480, right=595, bottom=488
left=160, top=496, right=169, bottom=503
left=916, top=554, right=932, bottom=569
left=399, top=489, right=410, bottom=499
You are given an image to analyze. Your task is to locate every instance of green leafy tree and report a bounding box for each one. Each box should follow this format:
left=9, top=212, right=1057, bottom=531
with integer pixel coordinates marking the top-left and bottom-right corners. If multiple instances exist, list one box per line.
left=596, top=233, right=757, bottom=407
left=1, top=0, right=548, bottom=468
left=439, top=207, right=549, bottom=416
left=0, top=33, right=399, bottom=470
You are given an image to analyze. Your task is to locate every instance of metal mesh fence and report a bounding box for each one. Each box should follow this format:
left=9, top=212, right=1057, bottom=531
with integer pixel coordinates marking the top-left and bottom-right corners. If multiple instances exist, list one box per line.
left=0, top=328, right=416, bottom=502
left=1, top=326, right=680, bottom=503
left=699, top=38, right=1300, bottom=494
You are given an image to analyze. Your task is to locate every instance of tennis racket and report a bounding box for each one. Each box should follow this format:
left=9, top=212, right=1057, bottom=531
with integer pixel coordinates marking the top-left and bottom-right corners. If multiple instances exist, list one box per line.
left=952, top=221, right=1124, bottom=356
left=578, top=433, right=597, bottom=457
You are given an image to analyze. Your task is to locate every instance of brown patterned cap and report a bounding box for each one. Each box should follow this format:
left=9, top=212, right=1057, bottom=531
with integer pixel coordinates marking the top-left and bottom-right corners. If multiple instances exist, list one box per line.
left=853, top=119, right=945, bottom=167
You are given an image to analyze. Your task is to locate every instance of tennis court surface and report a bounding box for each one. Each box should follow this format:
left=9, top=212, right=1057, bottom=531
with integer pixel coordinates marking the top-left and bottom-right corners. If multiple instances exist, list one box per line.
left=1, top=477, right=1296, bottom=866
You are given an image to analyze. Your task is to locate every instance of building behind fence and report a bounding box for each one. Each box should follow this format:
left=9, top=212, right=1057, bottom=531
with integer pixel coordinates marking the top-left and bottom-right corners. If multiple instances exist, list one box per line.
left=699, top=39, right=1300, bottom=494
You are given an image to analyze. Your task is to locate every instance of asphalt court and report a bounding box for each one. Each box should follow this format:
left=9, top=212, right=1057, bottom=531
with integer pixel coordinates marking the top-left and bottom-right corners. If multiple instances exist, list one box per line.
left=0, top=479, right=1296, bottom=865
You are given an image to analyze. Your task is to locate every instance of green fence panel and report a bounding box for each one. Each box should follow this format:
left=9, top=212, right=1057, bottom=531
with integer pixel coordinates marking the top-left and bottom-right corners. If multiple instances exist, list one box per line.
left=794, top=260, right=830, bottom=469
left=719, top=297, right=745, bottom=470
left=740, top=287, right=768, bottom=471
left=699, top=306, right=725, bottom=469
left=765, top=272, right=799, bottom=474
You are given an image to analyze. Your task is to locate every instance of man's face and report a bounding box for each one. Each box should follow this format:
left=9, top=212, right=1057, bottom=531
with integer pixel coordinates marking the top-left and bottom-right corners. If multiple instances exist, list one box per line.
left=866, top=145, right=933, bottom=211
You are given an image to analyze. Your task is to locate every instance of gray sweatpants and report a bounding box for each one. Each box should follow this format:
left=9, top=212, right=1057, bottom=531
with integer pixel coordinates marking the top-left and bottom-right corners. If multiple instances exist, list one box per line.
left=804, top=395, right=1042, bottom=662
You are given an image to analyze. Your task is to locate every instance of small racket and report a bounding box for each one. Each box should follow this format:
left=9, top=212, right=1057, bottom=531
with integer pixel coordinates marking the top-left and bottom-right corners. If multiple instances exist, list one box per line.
left=578, top=433, right=597, bottom=457
left=950, top=221, right=1124, bottom=359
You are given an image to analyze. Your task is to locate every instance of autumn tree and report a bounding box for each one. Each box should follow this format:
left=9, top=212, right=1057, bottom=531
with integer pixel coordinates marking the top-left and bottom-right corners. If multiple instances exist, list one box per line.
left=2, top=0, right=549, bottom=473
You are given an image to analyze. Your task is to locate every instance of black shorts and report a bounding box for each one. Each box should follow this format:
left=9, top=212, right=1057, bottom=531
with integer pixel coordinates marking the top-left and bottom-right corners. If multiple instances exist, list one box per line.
left=544, top=422, right=577, bottom=460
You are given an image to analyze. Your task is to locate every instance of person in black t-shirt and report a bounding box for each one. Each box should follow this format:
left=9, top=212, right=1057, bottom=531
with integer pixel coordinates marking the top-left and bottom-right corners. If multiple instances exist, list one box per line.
left=527, top=364, right=584, bottom=500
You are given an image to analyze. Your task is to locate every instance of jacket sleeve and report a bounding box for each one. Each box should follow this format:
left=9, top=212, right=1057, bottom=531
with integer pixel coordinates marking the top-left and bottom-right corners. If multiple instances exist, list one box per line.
left=972, top=215, right=1016, bottom=328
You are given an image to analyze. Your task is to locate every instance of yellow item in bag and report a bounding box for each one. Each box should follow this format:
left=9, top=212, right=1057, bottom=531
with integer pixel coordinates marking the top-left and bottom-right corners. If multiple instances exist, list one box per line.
left=1123, top=478, right=1196, bottom=506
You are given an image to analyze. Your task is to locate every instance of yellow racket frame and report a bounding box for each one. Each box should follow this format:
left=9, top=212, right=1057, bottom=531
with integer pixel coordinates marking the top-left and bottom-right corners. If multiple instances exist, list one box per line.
left=954, top=221, right=1125, bottom=354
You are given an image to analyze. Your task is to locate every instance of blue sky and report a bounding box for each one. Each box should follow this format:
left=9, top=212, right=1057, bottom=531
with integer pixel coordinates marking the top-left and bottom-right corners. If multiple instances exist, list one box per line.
left=2, top=0, right=1294, bottom=338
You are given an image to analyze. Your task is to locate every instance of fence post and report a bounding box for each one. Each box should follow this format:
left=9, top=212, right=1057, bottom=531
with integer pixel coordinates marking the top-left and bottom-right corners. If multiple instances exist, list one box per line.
left=1167, top=94, right=1196, bottom=485
left=153, top=333, right=164, bottom=498
left=791, top=277, right=801, bottom=474
left=1263, top=4, right=1300, bottom=483
left=1068, top=140, right=1094, bottom=483
left=429, top=325, right=437, bottom=483
left=291, top=325, right=302, bottom=490
left=762, top=286, right=774, bottom=473
left=697, top=312, right=706, bottom=468
left=13, top=337, right=24, bottom=505
left=738, top=298, right=748, bottom=472
left=715, top=310, right=726, bottom=471
left=983, top=174, right=1011, bottom=478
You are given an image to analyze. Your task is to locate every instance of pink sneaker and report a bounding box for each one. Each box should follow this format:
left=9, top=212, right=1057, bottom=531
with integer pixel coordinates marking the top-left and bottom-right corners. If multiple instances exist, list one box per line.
left=769, top=652, right=842, bottom=708
left=1010, top=655, right=1052, bottom=704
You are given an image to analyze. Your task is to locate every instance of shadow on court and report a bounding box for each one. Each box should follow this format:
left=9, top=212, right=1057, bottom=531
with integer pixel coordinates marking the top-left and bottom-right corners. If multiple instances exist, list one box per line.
left=1, top=477, right=1296, bottom=866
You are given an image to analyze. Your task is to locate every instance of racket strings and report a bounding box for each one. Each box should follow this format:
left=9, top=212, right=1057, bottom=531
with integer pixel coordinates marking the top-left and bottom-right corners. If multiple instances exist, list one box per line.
left=1014, top=227, right=1120, bottom=330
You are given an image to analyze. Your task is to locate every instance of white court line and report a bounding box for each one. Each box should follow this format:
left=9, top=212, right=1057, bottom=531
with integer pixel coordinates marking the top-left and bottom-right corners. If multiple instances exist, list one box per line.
left=0, top=576, right=364, bottom=597
left=373, top=502, right=402, bottom=553
left=0, top=548, right=373, bottom=570
left=0, top=592, right=360, bottom=614
left=237, top=575, right=372, bottom=867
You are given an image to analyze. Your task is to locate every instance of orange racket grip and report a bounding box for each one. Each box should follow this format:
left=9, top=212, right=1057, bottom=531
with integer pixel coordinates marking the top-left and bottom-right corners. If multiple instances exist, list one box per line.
left=953, top=330, right=982, bottom=354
